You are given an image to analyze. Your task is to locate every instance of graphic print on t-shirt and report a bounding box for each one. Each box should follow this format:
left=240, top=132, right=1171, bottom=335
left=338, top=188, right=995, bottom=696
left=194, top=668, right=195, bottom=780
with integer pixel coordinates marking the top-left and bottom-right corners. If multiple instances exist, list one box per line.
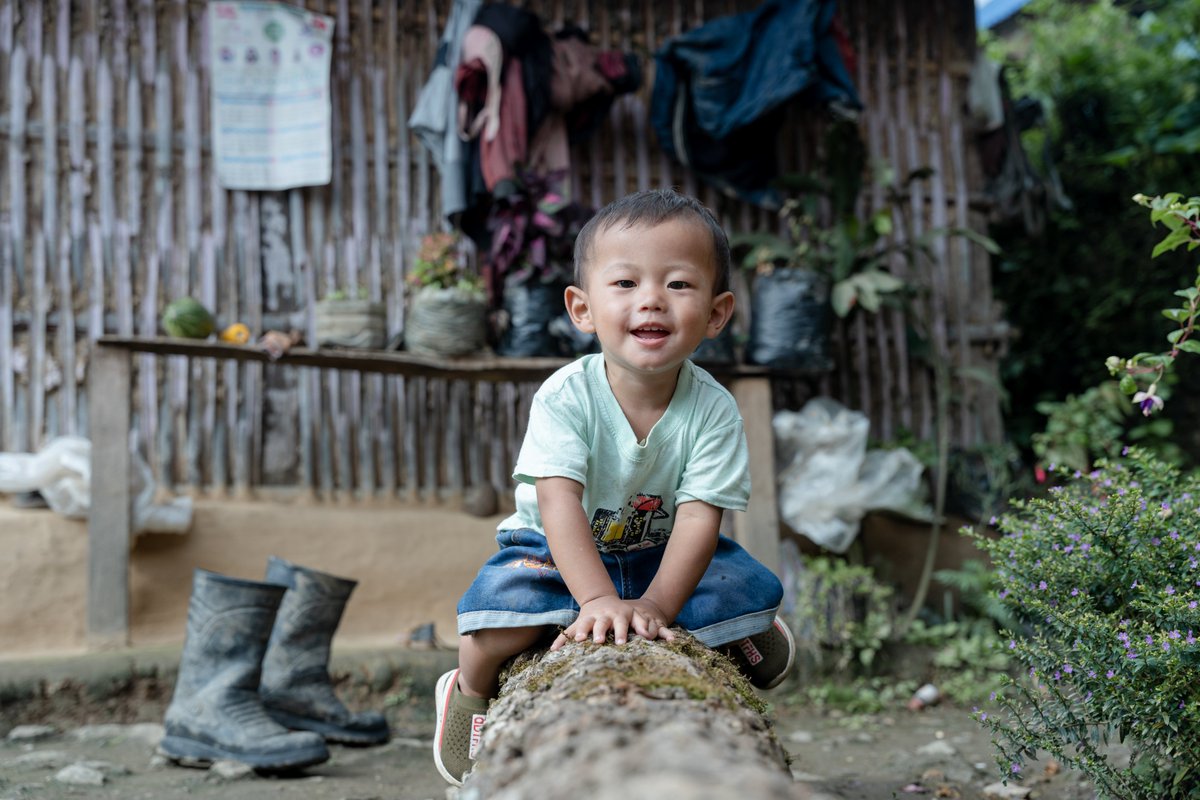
left=589, top=493, right=670, bottom=553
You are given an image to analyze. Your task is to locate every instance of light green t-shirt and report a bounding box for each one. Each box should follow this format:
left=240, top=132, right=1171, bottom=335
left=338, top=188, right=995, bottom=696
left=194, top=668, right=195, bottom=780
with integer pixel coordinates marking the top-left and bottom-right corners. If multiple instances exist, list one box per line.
left=499, top=354, right=750, bottom=553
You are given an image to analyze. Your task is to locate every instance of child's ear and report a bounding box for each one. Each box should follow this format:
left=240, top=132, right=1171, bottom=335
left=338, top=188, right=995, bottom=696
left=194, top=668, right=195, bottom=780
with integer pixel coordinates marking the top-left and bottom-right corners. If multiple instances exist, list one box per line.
left=706, top=291, right=735, bottom=338
left=565, top=285, right=596, bottom=334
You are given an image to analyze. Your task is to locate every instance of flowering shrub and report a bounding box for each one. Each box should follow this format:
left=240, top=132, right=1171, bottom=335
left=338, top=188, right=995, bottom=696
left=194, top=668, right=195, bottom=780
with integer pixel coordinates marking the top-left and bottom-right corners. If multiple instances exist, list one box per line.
left=1106, top=192, right=1200, bottom=417
left=971, top=449, right=1200, bottom=797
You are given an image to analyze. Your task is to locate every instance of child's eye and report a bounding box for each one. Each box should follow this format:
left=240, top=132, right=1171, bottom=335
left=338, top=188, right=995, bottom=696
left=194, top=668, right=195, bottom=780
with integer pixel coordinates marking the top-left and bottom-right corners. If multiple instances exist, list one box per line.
left=667, top=280, right=690, bottom=290
left=614, top=279, right=636, bottom=289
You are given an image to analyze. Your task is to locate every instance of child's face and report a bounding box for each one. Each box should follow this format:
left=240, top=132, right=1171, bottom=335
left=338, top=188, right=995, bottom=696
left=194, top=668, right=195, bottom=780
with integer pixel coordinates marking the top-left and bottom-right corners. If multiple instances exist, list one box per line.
left=565, top=218, right=734, bottom=380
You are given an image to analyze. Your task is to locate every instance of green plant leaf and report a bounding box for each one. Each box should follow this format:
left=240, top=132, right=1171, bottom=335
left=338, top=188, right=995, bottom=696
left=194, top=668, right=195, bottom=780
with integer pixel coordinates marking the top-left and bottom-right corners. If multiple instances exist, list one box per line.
left=1177, top=339, right=1200, bottom=354
left=831, top=281, right=856, bottom=317
left=1152, top=226, right=1193, bottom=258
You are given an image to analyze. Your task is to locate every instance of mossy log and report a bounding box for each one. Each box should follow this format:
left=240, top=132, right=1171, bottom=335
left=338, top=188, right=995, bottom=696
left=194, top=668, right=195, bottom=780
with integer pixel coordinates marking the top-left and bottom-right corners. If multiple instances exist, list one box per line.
left=459, top=634, right=794, bottom=800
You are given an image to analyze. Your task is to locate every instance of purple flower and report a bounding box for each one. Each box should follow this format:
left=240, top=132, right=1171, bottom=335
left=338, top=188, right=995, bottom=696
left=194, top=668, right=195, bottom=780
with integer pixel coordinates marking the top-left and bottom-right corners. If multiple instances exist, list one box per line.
left=1071, top=588, right=1080, bottom=596
left=1170, top=630, right=1181, bottom=640
left=1145, top=635, right=1155, bottom=645
left=1190, top=601, right=1198, bottom=610
left=1167, top=585, right=1176, bottom=595
left=1088, top=670, right=1097, bottom=678
left=1163, top=641, right=1171, bottom=651
left=1009, top=639, right=1016, bottom=649
left=1106, top=670, right=1116, bottom=678
left=1039, top=580, right=1048, bottom=590
left=1011, top=763, right=1022, bottom=774
left=1063, top=664, right=1074, bottom=674
left=1133, top=386, right=1164, bottom=416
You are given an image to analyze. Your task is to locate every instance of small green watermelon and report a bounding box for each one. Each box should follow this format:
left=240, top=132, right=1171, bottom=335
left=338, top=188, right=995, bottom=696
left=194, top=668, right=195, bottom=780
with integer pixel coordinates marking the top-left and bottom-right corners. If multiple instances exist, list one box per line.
left=162, top=297, right=216, bottom=339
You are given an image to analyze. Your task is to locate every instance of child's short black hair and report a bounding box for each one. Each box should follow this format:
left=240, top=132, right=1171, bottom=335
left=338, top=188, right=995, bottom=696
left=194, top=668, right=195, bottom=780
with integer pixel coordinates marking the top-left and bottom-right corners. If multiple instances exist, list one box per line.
left=573, top=189, right=732, bottom=296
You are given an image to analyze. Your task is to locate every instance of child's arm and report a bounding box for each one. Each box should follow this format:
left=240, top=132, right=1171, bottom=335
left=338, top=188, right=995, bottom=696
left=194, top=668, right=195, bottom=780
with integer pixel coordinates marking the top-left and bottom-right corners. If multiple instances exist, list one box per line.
left=537, top=477, right=674, bottom=648
left=638, top=500, right=722, bottom=623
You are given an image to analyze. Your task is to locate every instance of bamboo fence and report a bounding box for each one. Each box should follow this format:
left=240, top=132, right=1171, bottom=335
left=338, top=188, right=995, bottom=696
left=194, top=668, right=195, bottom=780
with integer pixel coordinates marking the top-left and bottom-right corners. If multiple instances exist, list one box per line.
left=0, top=0, right=1004, bottom=501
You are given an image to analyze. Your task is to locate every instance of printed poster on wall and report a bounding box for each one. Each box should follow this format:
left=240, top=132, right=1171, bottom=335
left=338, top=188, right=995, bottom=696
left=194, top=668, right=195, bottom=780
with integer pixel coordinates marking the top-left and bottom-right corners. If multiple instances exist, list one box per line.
left=208, top=1, right=335, bottom=190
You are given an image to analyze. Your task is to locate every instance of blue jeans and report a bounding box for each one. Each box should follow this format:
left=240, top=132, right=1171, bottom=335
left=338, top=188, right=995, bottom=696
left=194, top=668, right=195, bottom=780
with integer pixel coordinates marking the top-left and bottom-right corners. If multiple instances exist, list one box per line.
left=457, top=528, right=782, bottom=647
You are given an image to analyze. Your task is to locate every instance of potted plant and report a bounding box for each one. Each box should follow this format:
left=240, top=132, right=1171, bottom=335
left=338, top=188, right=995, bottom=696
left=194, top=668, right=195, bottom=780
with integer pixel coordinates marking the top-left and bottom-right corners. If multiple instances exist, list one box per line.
left=314, top=285, right=386, bottom=349
left=404, top=231, right=488, bottom=358
left=485, top=173, right=593, bottom=357
left=734, top=122, right=996, bottom=369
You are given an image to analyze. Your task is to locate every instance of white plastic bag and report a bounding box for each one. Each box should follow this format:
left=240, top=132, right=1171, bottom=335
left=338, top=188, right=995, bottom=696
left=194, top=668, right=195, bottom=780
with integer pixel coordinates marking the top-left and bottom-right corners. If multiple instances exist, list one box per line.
left=774, top=398, right=929, bottom=553
left=0, top=436, right=192, bottom=535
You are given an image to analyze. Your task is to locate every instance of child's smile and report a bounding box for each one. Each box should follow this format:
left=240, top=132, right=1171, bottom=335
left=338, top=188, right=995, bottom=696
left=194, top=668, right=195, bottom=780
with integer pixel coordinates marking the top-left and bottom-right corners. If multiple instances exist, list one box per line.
left=565, top=218, right=733, bottom=386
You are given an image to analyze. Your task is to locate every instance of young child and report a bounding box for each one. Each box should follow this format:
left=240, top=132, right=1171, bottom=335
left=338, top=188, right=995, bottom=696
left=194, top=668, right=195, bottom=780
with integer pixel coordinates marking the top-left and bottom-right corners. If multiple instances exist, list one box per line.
left=433, top=189, right=794, bottom=786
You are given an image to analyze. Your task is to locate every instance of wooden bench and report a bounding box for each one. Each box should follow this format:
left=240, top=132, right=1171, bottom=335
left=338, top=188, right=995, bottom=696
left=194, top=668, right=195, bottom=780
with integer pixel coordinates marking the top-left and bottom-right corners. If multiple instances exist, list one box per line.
left=87, top=335, right=791, bottom=647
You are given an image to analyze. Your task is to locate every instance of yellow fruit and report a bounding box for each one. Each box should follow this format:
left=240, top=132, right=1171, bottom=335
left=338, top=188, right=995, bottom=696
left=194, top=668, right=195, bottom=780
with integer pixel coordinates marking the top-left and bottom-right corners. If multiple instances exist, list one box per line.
left=219, top=322, right=251, bottom=345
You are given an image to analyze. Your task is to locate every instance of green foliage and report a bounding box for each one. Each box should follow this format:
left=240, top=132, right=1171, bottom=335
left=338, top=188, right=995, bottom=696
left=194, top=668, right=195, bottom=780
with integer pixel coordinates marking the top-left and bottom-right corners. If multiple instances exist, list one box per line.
left=1106, top=193, right=1200, bottom=420
left=407, top=231, right=483, bottom=296
left=934, top=558, right=1021, bottom=633
left=323, top=286, right=370, bottom=301
left=787, top=555, right=896, bottom=674
left=1031, top=382, right=1134, bottom=473
left=988, top=0, right=1200, bottom=458
left=732, top=120, right=996, bottom=318
left=1031, top=378, right=1181, bottom=473
left=971, top=449, right=1200, bottom=797
left=799, top=676, right=918, bottom=715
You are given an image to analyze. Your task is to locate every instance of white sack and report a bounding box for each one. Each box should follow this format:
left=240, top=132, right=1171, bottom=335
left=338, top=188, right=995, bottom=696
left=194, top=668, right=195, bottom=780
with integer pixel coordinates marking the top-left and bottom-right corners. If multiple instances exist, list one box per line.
left=0, top=436, right=192, bottom=535
left=774, top=398, right=929, bottom=553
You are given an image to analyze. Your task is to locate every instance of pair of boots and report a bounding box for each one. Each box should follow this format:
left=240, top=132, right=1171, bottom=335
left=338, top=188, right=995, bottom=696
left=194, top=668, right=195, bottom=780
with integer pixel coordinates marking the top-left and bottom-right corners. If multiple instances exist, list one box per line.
left=159, top=557, right=390, bottom=771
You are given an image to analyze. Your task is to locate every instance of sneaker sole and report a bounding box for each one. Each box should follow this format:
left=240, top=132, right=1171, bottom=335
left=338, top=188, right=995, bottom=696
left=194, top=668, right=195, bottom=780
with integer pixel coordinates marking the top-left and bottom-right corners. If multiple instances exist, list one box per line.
left=264, top=707, right=391, bottom=746
left=157, top=734, right=329, bottom=771
left=761, top=618, right=796, bottom=691
left=433, top=668, right=464, bottom=787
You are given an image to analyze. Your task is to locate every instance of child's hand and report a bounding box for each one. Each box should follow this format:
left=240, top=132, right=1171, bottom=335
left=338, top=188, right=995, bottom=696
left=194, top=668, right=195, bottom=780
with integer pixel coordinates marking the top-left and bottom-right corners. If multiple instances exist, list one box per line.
left=552, top=596, right=675, bottom=651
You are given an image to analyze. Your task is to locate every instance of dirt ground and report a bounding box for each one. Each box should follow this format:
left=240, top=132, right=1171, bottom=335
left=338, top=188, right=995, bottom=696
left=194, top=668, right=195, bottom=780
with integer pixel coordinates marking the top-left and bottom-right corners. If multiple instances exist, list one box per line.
left=0, top=654, right=1100, bottom=800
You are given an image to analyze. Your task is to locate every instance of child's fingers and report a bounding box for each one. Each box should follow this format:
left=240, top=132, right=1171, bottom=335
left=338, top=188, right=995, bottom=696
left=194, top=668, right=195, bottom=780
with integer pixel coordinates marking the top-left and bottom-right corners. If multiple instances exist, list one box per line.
left=630, top=610, right=651, bottom=640
left=596, top=616, right=618, bottom=643
left=612, top=616, right=630, bottom=645
left=657, top=625, right=676, bottom=642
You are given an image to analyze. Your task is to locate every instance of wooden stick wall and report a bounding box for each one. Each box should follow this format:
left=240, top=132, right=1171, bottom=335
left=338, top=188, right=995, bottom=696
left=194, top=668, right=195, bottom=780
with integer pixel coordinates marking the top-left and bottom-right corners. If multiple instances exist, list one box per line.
left=0, top=0, right=1003, bottom=500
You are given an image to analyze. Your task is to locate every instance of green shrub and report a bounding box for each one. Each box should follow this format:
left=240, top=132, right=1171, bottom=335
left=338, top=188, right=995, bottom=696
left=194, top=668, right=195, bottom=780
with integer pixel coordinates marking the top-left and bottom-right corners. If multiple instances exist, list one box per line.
left=972, top=449, right=1200, bottom=797
left=786, top=554, right=895, bottom=674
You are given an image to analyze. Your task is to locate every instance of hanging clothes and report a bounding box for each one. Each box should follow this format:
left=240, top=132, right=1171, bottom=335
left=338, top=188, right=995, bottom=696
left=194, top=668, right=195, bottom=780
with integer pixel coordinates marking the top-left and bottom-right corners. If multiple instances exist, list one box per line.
left=528, top=28, right=642, bottom=178
left=651, top=0, right=861, bottom=208
left=451, top=10, right=641, bottom=247
left=408, top=0, right=484, bottom=221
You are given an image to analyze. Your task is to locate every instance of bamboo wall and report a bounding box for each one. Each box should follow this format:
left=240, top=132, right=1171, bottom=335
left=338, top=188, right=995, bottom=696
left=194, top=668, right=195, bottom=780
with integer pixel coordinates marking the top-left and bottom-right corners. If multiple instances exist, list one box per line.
left=0, top=0, right=1003, bottom=500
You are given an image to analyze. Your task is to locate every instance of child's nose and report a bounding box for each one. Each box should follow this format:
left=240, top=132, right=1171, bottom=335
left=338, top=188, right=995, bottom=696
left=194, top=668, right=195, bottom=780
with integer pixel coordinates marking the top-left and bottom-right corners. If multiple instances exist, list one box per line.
left=638, top=285, right=665, bottom=310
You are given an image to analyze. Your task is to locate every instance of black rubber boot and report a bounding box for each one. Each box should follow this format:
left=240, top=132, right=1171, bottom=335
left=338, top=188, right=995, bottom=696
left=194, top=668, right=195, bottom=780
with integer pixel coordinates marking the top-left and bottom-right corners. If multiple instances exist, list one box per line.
left=159, top=569, right=330, bottom=770
left=259, top=556, right=391, bottom=745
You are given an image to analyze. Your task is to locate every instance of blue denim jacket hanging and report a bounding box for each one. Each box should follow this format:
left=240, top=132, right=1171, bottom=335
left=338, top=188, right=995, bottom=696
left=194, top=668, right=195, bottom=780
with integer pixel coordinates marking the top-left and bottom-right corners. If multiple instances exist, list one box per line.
left=651, top=0, right=862, bottom=208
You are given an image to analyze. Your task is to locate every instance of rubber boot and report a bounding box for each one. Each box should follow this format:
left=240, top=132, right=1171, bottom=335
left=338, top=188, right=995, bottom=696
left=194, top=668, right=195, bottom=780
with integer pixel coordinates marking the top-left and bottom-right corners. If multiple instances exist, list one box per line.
left=159, top=569, right=330, bottom=770
left=259, top=556, right=391, bottom=745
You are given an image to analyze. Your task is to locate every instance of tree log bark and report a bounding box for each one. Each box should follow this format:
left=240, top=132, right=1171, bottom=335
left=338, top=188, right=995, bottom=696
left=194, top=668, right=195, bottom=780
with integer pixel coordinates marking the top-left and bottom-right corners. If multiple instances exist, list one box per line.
left=459, top=634, right=795, bottom=800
